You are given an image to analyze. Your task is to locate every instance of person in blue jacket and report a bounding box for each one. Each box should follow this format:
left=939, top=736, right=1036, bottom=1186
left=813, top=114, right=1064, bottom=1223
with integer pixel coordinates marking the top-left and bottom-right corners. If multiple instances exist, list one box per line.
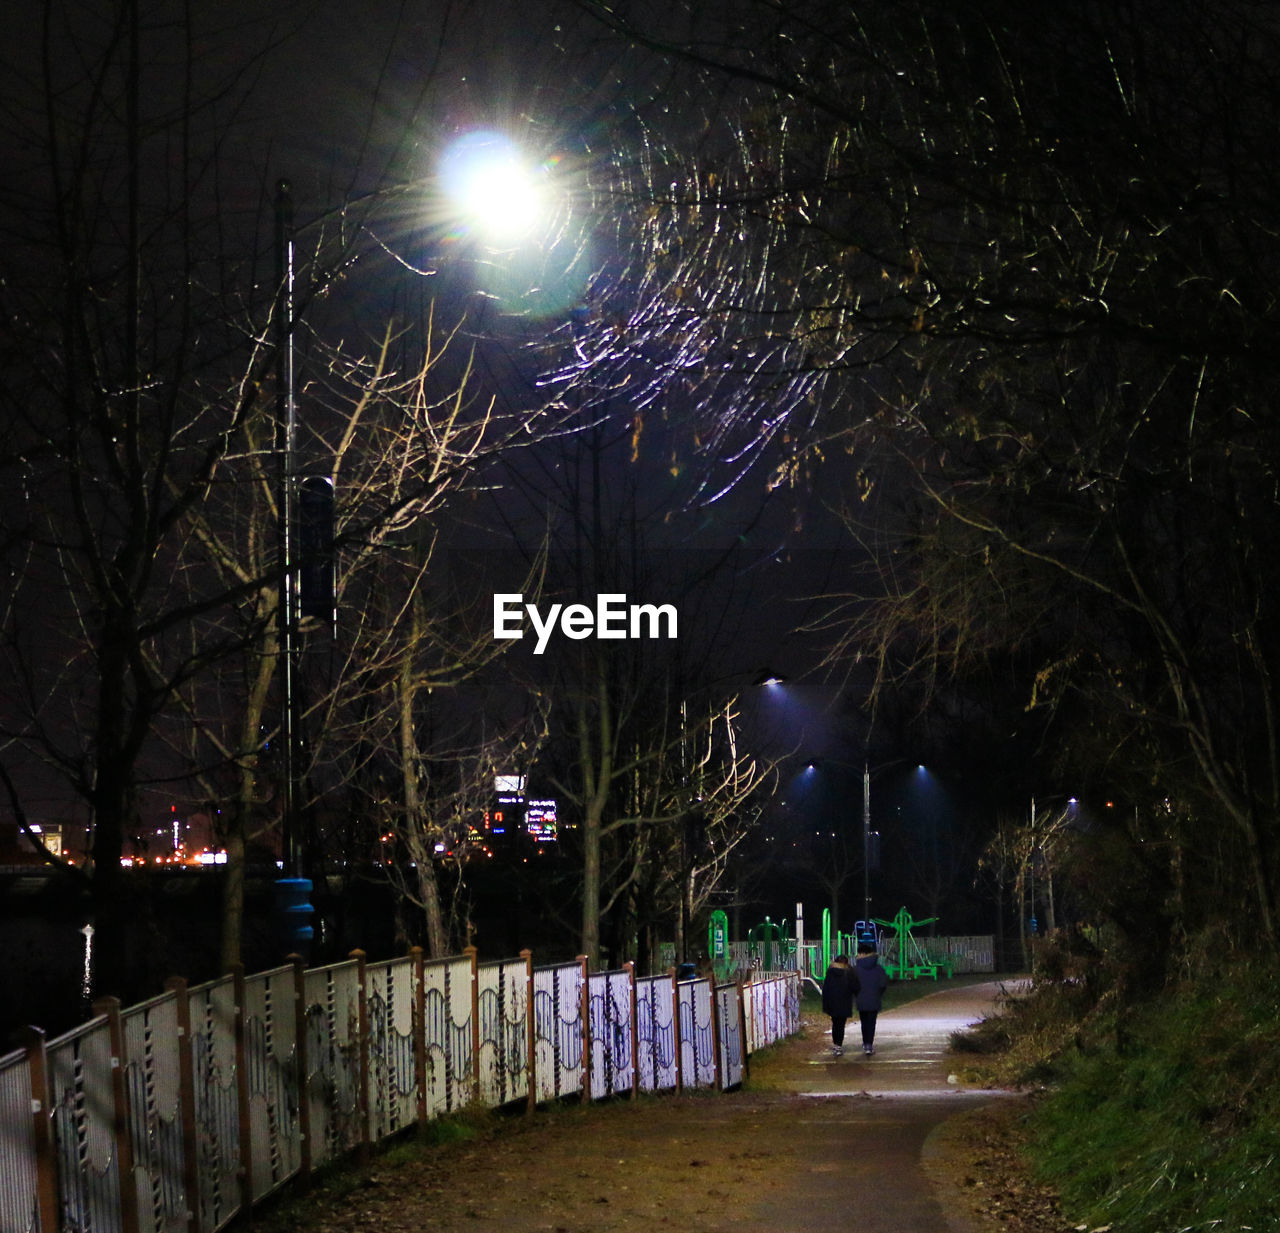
left=853, top=940, right=891, bottom=1055
left=820, top=954, right=860, bottom=1056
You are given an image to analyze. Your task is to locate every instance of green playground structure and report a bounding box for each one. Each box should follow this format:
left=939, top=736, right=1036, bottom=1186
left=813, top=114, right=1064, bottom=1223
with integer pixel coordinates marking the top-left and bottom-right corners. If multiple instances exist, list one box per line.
left=873, top=906, right=954, bottom=979
left=744, top=915, right=792, bottom=973
left=810, top=905, right=954, bottom=981
left=700, top=904, right=962, bottom=983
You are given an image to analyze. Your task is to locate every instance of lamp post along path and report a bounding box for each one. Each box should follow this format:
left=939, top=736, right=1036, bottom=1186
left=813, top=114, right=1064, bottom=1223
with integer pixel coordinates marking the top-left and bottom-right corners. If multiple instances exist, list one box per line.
left=862, top=762, right=871, bottom=924
left=262, top=140, right=553, bottom=957
left=274, top=178, right=313, bottom=952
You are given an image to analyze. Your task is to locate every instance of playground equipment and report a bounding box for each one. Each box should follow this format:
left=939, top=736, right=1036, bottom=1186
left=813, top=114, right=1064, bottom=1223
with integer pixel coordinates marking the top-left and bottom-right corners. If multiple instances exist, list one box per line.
left=811, top=907, right=878, bottom=979
left=708, top=908, right=732, bottom=980
left=746, top=916, right=791, bottom=971
left=728, top=906, right=959, bottom=982
left=809, top=905, right=954, bottom=980
left=794, top=908, right=879, bottom=987
left=873, top=906, right=954, bottom=979
left=663, top=913, right=798, bottom=978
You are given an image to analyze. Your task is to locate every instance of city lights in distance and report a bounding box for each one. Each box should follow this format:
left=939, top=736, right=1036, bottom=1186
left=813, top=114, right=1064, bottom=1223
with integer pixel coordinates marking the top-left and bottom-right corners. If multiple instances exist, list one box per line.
left=120, top=849, right=227, bottom=867
left=526, top=800, right=558, bottom=842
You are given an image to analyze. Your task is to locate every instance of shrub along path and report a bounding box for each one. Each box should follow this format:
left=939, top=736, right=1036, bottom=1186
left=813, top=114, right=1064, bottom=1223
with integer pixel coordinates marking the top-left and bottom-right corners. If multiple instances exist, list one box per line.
left=256, top=978, right=1076, bottom=1233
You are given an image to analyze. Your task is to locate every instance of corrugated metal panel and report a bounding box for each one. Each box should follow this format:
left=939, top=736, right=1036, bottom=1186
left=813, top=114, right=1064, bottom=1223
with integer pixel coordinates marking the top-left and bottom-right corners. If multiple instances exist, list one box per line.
left=301, top=959, right=362, bottom=1168
left=635, top=976, right=677, bottom=1093
left=47, top=1016, right=123, bottom=1233
left=587, top=970, right=633, bottom=1099
left=240, top=966, right=300, bottom=1203
left=477, top=958, right=529, bottom=1108
left=121, top=991, right=188, bottom=1233
left=0, top=1047, right=41, bottom=1233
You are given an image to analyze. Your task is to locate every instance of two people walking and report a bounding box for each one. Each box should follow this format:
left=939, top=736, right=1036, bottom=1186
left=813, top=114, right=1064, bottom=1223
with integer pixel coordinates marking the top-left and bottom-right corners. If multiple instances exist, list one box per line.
left=821, top=941, right=890, bottom=1056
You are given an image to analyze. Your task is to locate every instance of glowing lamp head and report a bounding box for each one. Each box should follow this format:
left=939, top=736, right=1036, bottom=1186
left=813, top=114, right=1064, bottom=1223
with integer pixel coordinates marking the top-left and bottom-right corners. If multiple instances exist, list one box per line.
left=440, top=131, right=545, bottom=242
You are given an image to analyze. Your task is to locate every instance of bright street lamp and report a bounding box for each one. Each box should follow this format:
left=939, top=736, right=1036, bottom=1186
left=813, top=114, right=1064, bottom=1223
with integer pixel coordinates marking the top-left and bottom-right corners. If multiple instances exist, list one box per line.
left=439, top=130, right=549, bottom=242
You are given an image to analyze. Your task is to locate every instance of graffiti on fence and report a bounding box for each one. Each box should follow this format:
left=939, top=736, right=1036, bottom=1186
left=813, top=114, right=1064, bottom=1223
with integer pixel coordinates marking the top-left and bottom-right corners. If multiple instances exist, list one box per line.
left=634, top=975, right=678, bottom=1094
left=478, top=958, right=529, bottom=1108
left=533, top=962, right=584, bottom=1103
left=5, top=953, right=800, bottom=1233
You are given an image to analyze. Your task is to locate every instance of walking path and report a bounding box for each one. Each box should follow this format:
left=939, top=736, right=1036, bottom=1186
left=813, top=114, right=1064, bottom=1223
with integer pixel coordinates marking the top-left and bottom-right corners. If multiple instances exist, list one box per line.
left=789, top=978, right=1022, bottom=1094
left=274, top=979, right=1026, bottom=1233
left=740, top=978, right=1027, bottom=1232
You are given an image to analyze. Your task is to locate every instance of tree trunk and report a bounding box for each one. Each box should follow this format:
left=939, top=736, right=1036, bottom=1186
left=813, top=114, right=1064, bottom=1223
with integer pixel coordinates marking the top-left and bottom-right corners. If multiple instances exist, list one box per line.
left=399, top=613, right=447, bottom=957
left=580, top=794, right=604, bottom=966
left=993, top=879, right=1006, bottom=972
left=89, top=631, right=142, bottom=1001
left=220, top=815, right=247, bottom=972
left=577, top=651, right=613, bottom=968
left=1016, top=865, right=1030, bottom=972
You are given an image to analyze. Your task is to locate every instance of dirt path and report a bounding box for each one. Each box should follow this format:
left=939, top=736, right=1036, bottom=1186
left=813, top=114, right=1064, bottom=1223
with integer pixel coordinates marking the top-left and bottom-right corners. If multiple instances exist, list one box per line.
left=266, top=979, right=1067, bottom=1233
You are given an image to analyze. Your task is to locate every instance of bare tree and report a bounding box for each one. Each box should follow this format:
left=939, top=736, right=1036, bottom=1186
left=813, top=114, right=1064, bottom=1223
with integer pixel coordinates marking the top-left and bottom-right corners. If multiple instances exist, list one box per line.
left=548, top=653, right=769, bottom=966
left=567, top=0, right=1280, bottom=953
left=0, top=0, right=302, bottom=996
left=160, top=309, right=545, bottom=967
left=0, top=0, right=579, bottom=996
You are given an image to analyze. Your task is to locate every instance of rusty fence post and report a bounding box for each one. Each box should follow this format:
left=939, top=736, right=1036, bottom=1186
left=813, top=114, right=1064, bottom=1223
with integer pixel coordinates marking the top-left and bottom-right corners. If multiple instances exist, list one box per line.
left=350, top=949, right=371, bottom=1159
left=670, top=967, right=684, bottom=1093
left=231, top=965, right=252, bottom=1216
left=288, top=954, right=312, bottom=1183
left=464, top=946, right=480, bottom=1101
left=164, top=977, right=203, bottom=1233
left=707, top=977, right=723, bottom=1091
left=21, top=1026, right=59, bottom=1233
left=577, top=955, right=591, bottom=1102
left=624, top=962, right=638, bottom=1098
left=520, top=950, right=536, bottom=1112
left=410, top=947, right=429, bottom=1125
left=93, top=996, right=140, bottom=1233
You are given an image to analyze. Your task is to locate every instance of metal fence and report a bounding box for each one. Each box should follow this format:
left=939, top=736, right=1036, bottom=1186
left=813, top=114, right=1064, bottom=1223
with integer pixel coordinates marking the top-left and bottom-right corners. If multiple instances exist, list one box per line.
left=876, top=934, right=996, bottom=975
left=2, top=949, right=799, bottom=1233
left=797, top=934, right=997, bottom=979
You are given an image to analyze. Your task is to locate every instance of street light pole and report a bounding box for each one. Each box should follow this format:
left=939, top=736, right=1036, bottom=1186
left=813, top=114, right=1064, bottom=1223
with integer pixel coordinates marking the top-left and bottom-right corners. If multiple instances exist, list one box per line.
left=862, top=762, right=871, bottom=923
left=274, top=179, right=313, bottom=953
left=275, top=179, right=301, bottom=880
left=263, top=144, right=545, bottom=956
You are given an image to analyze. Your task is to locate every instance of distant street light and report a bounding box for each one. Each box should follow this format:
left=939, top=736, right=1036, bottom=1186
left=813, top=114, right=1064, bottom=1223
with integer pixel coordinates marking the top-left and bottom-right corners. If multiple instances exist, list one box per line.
left=861, top=758, right=921, bottom=925
left=862, top=763, right=871, bottom=923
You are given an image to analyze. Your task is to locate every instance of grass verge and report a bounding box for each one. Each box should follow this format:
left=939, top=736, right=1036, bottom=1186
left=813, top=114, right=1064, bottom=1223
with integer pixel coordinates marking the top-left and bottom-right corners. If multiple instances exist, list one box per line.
left=953, top=953, right=1280, bottom=1232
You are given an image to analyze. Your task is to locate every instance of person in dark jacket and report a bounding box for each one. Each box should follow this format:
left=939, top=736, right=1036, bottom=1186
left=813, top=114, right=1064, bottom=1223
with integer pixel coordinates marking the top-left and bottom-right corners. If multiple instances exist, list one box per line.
left=820, top=954, right=860, bottom=1056
left=853, top=941, right=891, bottom=1055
